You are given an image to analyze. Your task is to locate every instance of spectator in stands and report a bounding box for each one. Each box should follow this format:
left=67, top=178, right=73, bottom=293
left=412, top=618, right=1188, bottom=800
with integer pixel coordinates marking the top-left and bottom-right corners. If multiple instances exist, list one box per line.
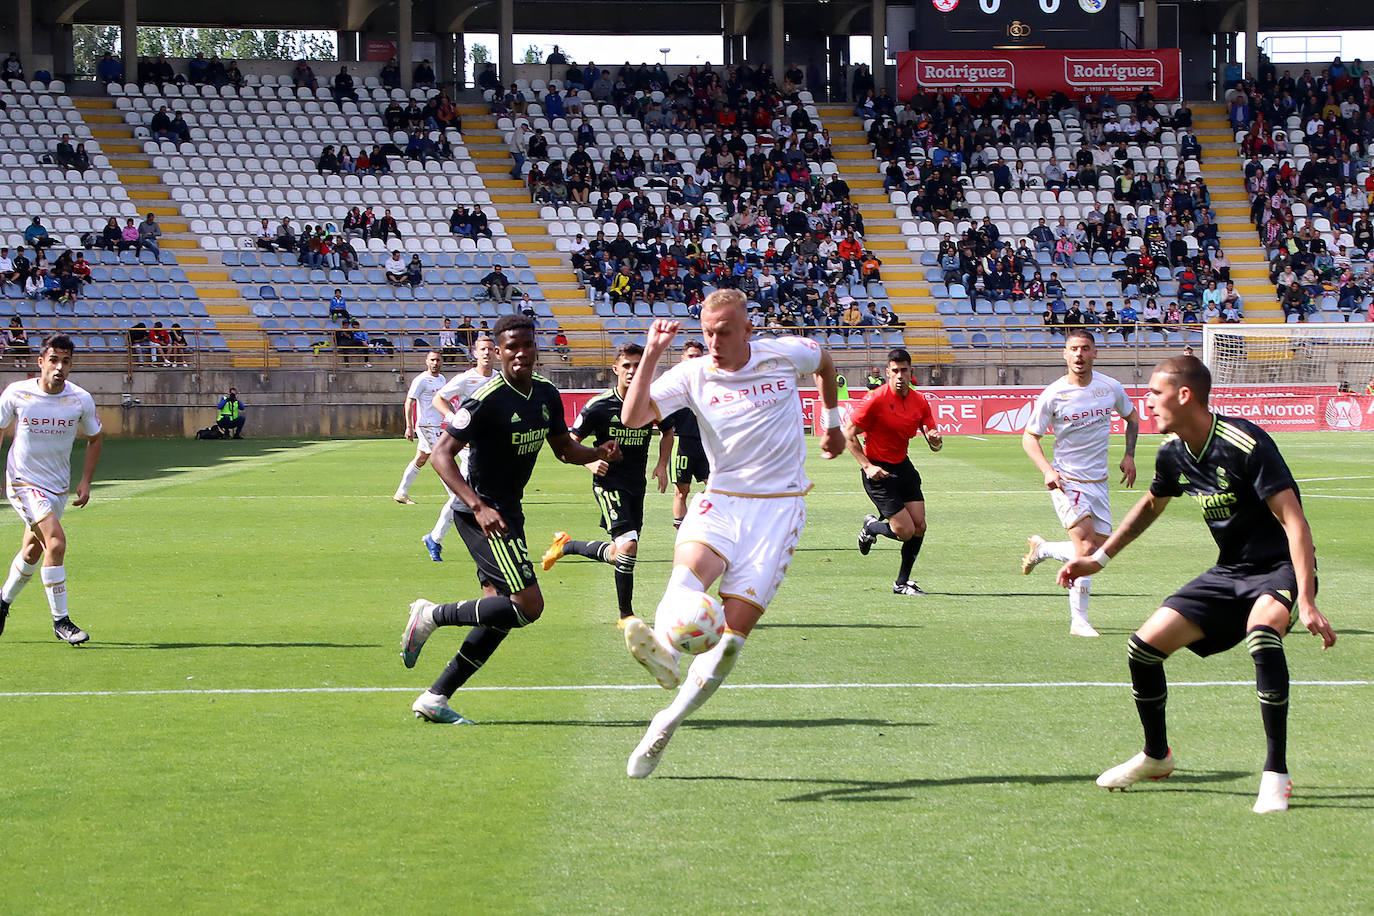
left=24, top=216, right=54, bottom=250
left=508, top=122, right=532, bottom=180
left=55, top=134, right=89, bottom=172
left=477, top=64, right=500, bottom=93
left=21, top=270, right=41, bottom=300
left=118, top=217, right=140, bottom=252
left=292, top=61, right=318, bottom=91
left=1280, top=281, right=1308, bottom=320
left=254, top=218, right=278, bottom=252
left=5, top=247, right=29, bottom=287
left=372, top=209, right=401, bottom=242
left=150, top=105, right=176, bottom=142
left=552, top=328, right=570, bottom=361
left=2, top=53, right=23, bottom=82
left=481, top=265, right=514, bottom=303
left=275, top=217, right=296, bottom=251
left=328, top=288, right=350, bottom=322
left=3, top=317, right=29, bottom=367
left=437, top=318, right=460, bottom=359
left=405, top=255, right=424, bottom=288
left=138, top=213, right=161, bottom=258
left=379, top=57, right=401, bottom=90
left=0, top=248, right=14, bottom=288
left=414, top=59, right=436, bottom=89
left=165, top=324, right=189, bottom=366
left=317, top=144, right=340, bottom=174
left=96, top=52, right=123, bottom=85
left=187, top=53, right=209, bottom=85
left=333, top=67, right=359, bottom=104
left=384, top=250, right=407, bottom=285
left=147, top=321, right=171, bottom=365
left=335, top=236, right=358, bottom=274
left=1119, top=300, right=1139, bottom=340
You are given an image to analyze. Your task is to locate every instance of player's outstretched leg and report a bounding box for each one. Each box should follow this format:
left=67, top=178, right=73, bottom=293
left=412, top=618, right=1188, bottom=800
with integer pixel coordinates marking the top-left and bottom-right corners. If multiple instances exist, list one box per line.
left=43, top=566, right=87, bottom=645
left=0, top=551, right=38, bottom=638
left=423, top=493, right=461, bottom=561
left=1098, top=635, right=1174, bottom=789
left=1247, top=625, right=1292, bottom=813
left=414, top=626, right=511, bottom=724
left=542, top=532, right=612, bottom=571
left=393, top=459, right=421, bottom=504
left=628, top=630, right=747, bottom=778
left=1021, top=535, right=1077, bottom=575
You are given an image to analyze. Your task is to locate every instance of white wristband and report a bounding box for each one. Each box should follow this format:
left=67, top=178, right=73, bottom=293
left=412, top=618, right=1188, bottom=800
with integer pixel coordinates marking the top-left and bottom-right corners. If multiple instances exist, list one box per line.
left=821, top=406, right=842, bottom=429
left=1090, top=547, right=1111, bottom=568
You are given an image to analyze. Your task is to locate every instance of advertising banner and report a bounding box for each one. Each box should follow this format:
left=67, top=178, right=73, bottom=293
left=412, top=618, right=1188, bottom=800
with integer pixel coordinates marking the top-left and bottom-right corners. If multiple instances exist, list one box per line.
left=896, top=49, right=1183, bottom=101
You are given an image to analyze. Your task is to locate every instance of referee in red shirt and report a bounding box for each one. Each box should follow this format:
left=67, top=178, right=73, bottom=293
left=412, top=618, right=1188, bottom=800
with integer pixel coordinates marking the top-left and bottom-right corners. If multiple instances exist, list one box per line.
left=846, top=348, right=944, bottom=595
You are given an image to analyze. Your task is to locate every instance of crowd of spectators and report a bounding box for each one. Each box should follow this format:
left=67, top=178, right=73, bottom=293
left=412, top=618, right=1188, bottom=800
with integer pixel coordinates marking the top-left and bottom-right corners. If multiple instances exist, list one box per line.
left=0, top=241, right=92, bottom=306
left=1230, top=54, right=1374, bottom=321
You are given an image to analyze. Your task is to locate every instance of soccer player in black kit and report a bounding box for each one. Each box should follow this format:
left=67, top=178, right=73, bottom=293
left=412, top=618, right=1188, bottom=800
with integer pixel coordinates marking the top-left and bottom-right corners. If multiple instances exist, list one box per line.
left=399, top=315, right=621, bottom=724
left=658, top=339, right=710, bottom=527
left=1060, top=355, right=1336, bottom=813
left=540, top=343, right=671, bottom=624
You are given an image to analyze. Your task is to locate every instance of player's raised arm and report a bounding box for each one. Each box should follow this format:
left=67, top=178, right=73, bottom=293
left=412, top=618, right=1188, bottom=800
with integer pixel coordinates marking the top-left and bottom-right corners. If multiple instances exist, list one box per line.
left=1267, top=488, right=1335, bottom=648
left=1058, top=490, right=1170, bottom=586
left=812, top=346, right=844, bottom=459
left=623, top=319, right=678, bottom=429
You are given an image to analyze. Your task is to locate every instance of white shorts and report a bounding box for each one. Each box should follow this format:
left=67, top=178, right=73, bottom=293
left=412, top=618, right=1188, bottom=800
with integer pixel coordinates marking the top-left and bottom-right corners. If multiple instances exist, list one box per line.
left=415, top=425, right=443, bottom=454
left=8, top=483, right=68, bottom=527
left=1051, top=478, right=1111, bottom=536
left=676, top=490, right=807, bottom=611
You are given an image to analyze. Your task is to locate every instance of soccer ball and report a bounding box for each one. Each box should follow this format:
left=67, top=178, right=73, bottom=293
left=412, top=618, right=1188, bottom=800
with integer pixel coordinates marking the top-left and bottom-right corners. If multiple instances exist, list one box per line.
left=656, top=590, right=726, bottom=655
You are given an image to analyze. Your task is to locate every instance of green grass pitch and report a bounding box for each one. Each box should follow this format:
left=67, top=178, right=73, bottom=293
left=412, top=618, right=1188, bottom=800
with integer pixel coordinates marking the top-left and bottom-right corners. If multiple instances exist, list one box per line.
left=1, top=432, right=1371, bottom=913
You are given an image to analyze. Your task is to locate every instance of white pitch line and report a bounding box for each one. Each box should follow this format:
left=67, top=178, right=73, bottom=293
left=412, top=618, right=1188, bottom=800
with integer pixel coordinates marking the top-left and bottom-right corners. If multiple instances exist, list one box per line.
left=1296, top=476, right=1374, bottom=482
left=1304, top=494, right=1374, bottom=501
left=0, top=680, right=1368, bottom=699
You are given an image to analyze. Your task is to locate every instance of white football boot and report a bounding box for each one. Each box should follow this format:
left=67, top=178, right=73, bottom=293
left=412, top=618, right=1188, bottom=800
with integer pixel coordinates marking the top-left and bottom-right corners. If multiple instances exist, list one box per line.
left=627, top=713, right=675, bottom=778
left=1097, top=749, right=1176, bottom=789
left=1253, top=771, right=1292, bottom=813
left=412, top=690, right=475, bottom=725
left=400, top=599, right=438, bottom=669
left=624, top=616, right=680, bottom=689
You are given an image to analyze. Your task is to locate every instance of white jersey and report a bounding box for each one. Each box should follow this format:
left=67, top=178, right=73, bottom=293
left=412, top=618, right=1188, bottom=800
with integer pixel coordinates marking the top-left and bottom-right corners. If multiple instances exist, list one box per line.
left=0, top=378, right=102, bottom=495
left=407, top=371, right=448, bottom=430
left=437, top=368, right=495, bottom=411
left=1024, top=371, right=1134, bottom=482
left=650, top=336, right=822, bottom=496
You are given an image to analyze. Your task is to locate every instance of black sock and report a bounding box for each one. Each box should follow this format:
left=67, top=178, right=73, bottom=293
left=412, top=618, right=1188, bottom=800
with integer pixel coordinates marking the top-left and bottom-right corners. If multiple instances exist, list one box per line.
left=431, top=626, right=508, bottom=696
left=864, top=517, right=899, bottom=540
left=1127, top=635, right=1170, bottom=759
left=432, top=595, right=531, bottom=629
left=1247, top=625, right=1289, bottom=773
left=672, top=517, right=683, bottom=529
left=896, top=536, right=923, bottom=583
left=565, top=539, right=612, bottom=562
left=614, top=553, right=636, bottom=619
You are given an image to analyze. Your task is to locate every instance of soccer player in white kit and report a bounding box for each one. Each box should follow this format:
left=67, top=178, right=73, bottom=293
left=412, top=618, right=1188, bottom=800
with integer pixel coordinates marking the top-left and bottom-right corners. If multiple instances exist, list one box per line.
left=393, top=350, right=447, bottom=504
left=421, top=336, right=494, bottom=561
left=1021, top=328, right=1139, bottom=637
left=618, top=290, right=844, bottom=777
left=0, top=334, right=104, bottom=644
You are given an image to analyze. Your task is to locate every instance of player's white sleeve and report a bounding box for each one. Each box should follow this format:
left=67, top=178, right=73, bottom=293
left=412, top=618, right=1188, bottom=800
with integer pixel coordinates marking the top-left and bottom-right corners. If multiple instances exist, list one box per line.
left=0, top=385, right=15, bottom=429
left=79, top=390, right=102, bottom=436
left=768, top=335, right=824, bottom=376
left=649, top=362, right=691, bottom=418
left=1024, top=387, right=1055, bottom=436
left=406, top=375, right=424, bottom=400
left=1112, top=378, right=1136, bottom=420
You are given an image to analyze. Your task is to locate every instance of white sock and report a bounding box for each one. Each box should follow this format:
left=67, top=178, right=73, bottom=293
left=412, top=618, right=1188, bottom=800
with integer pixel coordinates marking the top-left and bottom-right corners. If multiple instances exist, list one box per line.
left=1069, top=576, right=1092, bottom=623
left=2, top=553, right=38, bottom=603
left=1040, top=540, right=1076, bottom=563
left=41, top=565, right=68, bottom=621
left=654, top=631, right=747, bottom=734
left=395, top=461, right=421, bottom=497
left=430, top=494, right=459, bottom=543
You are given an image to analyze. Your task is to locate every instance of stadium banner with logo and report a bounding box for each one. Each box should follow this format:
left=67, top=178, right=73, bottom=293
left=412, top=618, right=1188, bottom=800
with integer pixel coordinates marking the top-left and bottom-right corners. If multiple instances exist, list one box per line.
left=895, top=49, right=1183, bottom=101
left=796, top=387, right=1373, bottom=436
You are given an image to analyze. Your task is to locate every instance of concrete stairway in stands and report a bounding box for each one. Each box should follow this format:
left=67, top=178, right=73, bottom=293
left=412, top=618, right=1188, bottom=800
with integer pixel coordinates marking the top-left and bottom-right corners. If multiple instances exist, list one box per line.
left=459, top=105, right=606, bottom=368
left=74, top=97, right=276, bottom=366
left=818, top=104, right=947, bottom=361
left=1192, top=100, right=1280, bottom=322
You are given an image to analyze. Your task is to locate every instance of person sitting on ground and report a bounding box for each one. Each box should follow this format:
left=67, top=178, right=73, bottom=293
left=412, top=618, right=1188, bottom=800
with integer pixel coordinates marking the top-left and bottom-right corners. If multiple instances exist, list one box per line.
left=216, top=388, right=245, bottom=438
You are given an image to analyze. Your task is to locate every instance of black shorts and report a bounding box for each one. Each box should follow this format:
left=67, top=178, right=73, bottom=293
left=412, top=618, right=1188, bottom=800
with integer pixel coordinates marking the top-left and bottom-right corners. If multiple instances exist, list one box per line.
left=1164, top=562, right=1309, bottom=657
left=673, top=439, right=710, bottom=485
left=861, top=458, right=924, bottom=519
left=453, top=509, right=537, bottom=594
left=593, top=484, right=645, bottom=538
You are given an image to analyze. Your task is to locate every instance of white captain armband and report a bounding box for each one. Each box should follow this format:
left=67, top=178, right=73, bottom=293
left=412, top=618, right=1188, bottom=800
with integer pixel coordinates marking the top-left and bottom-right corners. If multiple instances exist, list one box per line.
left=821, top=406, right=842, bottom=429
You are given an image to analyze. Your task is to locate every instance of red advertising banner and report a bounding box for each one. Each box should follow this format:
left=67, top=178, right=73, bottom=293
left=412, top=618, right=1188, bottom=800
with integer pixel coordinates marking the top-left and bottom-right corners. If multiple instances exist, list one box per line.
left=896, top=49, right=1182, bottom=101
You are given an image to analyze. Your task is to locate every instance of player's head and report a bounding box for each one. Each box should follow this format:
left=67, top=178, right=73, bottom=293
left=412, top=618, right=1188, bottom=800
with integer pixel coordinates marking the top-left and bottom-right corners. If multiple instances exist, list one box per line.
left=700, top=289, right=751, bottom=370
left=885, top=347, right=912, bottom=394
left=472, top=335, right=495, bottom=371
left=38, top=334, right=74, bottom=390
left=612, top=342, right=643, bottom=394
left=492, top=315, right=537, bottom=384
left=1063, top=328, right=1096, bottom=377
left=425, top=349, right=442, bottom=373
left=681, top=339, right=704, bottom=362
left=1147, top=355, right=1212, bottom=433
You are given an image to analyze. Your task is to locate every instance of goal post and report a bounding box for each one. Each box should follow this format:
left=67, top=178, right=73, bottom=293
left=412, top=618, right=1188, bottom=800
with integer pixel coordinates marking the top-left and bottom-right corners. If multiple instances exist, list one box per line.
left=1202, top=323, right=1374, bottom=394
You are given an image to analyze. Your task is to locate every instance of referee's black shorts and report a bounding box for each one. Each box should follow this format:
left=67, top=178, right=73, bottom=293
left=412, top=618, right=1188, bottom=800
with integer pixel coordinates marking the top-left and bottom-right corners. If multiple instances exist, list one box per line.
left=673, top=438, right=710, bottom=485
left=453, top=508, right=537, bottom=594
left=1164, top=562, right=1309, bottom=657
left=861, top=457, right=924, bottom=519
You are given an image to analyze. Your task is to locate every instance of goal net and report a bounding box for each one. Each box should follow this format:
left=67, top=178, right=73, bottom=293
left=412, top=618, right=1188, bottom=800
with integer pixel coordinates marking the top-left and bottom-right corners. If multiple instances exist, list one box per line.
left=1202, top=323, right=1374, bottom=395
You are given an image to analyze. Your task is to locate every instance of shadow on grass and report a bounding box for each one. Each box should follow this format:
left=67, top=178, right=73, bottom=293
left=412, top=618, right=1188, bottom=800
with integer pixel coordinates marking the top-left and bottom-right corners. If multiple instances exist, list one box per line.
left=87, top=437, right=327, bottom=488
left=480, top=717, right=928, bottom=731
left=88, top=641, right=377, bottom=650
left=664, top=769, right=1252, bottom=803
left=1156, top=784, right=1374, bottom=809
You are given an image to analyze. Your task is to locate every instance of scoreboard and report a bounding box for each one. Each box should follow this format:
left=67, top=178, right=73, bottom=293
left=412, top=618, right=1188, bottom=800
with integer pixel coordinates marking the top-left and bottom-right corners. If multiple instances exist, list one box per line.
left=911, top=0, right=1120, bottom=50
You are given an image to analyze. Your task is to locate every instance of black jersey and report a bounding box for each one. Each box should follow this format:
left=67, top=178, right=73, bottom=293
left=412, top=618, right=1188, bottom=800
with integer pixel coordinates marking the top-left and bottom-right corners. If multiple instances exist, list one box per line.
left=661, top=406, right=700, bottom=442
left=1149, top=414, right=1299, bottom=569
left=571, top=388, right=654, bottom=491
left=445, top=371, right=568, bottom=514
